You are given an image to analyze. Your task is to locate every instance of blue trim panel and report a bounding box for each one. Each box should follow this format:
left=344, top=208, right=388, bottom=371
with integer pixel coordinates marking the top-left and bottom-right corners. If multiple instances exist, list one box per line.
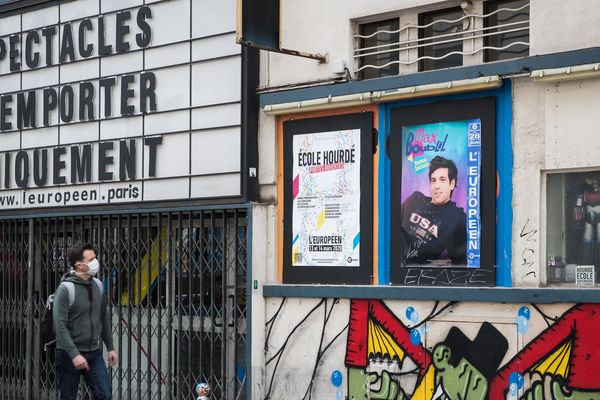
left=378, top=84, right=512, bottom=286
left=377, top=103, right=390, bottom=284
left=260, top=47, right=600, bottom=106
left=496, top=83, right=513, bottom=286
left=263, top=284, right=600, bottom=304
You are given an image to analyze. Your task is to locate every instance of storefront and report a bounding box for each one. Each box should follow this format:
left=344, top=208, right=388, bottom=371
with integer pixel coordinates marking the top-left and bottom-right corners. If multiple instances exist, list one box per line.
left=0, top=0, right=256, bottom=398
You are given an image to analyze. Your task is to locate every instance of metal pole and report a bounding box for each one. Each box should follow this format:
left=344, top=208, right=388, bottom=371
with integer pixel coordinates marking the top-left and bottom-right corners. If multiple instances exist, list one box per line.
left=25, top=218, right=34, bottom=400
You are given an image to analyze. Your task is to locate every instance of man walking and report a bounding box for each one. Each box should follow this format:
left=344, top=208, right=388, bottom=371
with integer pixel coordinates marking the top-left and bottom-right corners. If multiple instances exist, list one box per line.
left=54, top=242, right=118, bottom=399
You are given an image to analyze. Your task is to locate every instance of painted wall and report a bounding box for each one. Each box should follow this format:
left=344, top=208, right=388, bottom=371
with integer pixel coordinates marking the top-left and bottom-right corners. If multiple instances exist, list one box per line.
left=261, top=297, right=600, bottom=400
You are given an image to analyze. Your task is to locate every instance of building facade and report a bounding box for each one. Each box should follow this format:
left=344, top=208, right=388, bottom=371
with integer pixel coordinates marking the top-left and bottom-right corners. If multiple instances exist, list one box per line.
left=0, top=0, right=256, bottom=398
left=251, top=0, right=600, bottom=399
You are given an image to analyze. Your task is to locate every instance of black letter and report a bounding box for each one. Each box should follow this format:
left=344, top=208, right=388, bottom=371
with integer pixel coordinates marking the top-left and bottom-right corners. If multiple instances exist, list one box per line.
left=9, top=35, right=20, bottom=72
left=1, top=95, right=13, bottom=131
left=98, top=142, right=114, bottom=181
left=17, top=91, right=36, bottom=129
left=43, top=88, right=58, bottom=126
left=0, top=38, right=6, bottom=61
left=41, top=26, right=56, bottom=66
left=78, top=19, right=93, bottom=58
left=53, top=147, right=66, bottom=184
left=4, top=153, right=10, bottom=188
left=71, top=144, right=92, bottom=183
left=99, top=77, right=116, bottom=117
left=79, top=82, right=95, bottom=121
left=15, top=151, right=29, bottom=188
left=120, top=74, right=135, bottom=115
left=136, top=6, right=152, bottom=48
left=144, top=136, right=162, bottom=177
left=59, top=23, right=76, bottom=62
left=116, top=11, right=131, bottom=53
left=140, top=72, right=157, bottom=113
left=119, top=139, right=136, bottom=180
left=98, top=16, right=112, bottom=56
left=60, top=85, right=74, bottom=122
left=25, top=31, right=40, bottom=68
left=33, top=149, right=48, bottom=186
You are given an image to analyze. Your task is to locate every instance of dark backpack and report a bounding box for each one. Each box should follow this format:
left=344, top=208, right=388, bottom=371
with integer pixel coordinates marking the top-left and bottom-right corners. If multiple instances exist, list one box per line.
left=41, top=278, right=103, bottom=352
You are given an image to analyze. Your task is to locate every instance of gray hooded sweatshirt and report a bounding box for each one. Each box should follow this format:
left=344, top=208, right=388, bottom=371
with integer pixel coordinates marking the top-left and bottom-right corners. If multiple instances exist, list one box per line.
left=53, top=272, right=114, bottom=359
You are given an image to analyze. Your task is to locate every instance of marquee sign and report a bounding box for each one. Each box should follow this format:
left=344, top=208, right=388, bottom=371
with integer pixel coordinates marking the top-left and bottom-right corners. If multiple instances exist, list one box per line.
left=0, top=0, right=254, bottom=209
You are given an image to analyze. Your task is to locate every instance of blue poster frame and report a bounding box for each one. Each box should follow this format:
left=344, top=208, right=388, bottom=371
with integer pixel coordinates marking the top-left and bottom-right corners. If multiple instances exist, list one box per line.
left=378, top=82, right=513, bottom=286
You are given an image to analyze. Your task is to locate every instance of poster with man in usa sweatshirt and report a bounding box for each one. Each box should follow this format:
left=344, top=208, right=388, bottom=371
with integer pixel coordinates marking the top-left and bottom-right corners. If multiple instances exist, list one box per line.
left=400, top=120, right=482, bottom=268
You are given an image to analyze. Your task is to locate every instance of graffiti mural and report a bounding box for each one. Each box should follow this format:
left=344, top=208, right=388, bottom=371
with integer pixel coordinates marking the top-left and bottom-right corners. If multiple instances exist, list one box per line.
left=345, top=300, right=600, bottom=400
left=263, top=299, right=600, bottom=400
left=264, top=298, right=350, bottom=400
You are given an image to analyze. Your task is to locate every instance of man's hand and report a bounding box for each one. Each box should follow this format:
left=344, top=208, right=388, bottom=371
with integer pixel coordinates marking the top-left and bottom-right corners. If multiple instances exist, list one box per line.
left=72, top=355, right=89, bottom=370
left=367, top=371, right=406, bottom=400
left=107, top=350, right=118, bottom=367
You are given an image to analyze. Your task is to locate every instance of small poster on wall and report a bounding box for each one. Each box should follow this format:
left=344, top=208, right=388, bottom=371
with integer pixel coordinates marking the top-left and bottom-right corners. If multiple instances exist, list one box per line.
left=283, top=112, right=373, bottom=284
left=400, top=119, right=482, bottom=268
left=291, top=129, right=361, bottom=267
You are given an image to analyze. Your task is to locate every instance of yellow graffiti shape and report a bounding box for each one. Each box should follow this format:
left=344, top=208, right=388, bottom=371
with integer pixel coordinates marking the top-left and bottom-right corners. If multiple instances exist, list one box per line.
left=368, top=319, right=405, bottom=361
left=531, top=338, right=572, bottom=378
left=121, top=227, right=167, bottom=306
left=410, top=364, right=435, bottom=400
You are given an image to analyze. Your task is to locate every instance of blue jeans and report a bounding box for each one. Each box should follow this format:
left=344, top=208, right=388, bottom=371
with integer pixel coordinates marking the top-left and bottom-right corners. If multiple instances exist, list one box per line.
left=55, top=348, right=111, bottom=400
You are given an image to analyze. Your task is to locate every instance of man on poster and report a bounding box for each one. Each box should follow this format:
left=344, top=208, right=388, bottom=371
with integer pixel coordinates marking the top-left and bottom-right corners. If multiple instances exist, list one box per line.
left=400, top=156, right=467, bottom=266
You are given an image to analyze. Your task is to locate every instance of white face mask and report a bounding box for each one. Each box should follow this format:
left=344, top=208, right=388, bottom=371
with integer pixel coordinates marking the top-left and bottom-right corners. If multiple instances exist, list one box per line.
left=83, top=259, right=100, bottom=276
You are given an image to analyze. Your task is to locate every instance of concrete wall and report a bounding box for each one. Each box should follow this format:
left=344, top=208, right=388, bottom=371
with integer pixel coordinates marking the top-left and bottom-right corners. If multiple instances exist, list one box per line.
left=529, top=0, right=600, bottom=55
left=267, top=0, right=455, bottom=86
left=251, top=204, right=277, bottom=397
left=261, top=297, right=599, bottom=399
left=512, top=76, right=600, bottom=286
left=260, top=0, right=600, bottom=88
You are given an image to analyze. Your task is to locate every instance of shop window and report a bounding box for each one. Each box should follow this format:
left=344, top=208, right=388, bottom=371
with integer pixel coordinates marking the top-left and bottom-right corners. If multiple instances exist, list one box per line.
left=546, top=172, right=600, bottom=287
left=419, top=7, right=464, bottom=71
left=356, top=18, right=400, bottom=80
left=484, top=0, right=529, bottom=62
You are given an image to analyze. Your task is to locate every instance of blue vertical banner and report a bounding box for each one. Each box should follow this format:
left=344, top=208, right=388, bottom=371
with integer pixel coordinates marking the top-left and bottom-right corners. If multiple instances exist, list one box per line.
left=466, top=119, right=481, bottom=268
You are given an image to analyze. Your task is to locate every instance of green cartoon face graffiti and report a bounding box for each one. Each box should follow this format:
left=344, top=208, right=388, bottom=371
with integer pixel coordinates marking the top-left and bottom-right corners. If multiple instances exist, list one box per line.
left=432, top=343, right=488, bottom=400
